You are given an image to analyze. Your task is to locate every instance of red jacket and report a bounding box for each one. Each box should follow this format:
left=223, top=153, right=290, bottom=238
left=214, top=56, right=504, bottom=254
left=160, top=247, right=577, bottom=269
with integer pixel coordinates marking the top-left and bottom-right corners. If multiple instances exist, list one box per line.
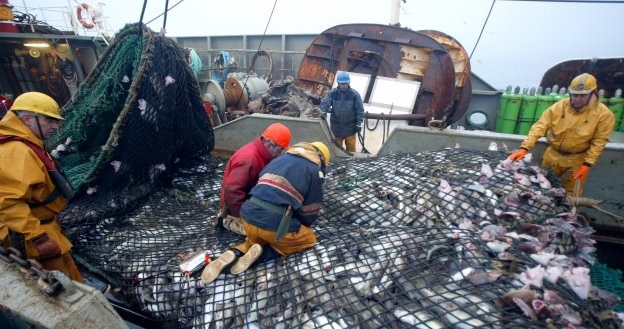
left=219, top=137, right=273, bottom=217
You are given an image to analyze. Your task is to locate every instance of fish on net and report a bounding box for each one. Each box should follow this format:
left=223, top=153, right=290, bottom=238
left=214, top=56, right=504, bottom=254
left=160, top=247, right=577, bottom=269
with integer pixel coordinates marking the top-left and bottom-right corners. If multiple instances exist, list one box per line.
left=60, top=145, right=624, bottom=328
left=41, top=31, right=621, bottom=328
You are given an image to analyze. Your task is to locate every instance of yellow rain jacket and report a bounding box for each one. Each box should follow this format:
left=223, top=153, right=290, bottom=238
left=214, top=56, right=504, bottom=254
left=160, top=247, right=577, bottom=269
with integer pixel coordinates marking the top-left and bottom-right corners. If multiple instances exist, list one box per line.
left=521, top=94, right=615, bottom=194
left=521, top=94, right=615, bottom=166
left=0, top=111, right=73, bottom=258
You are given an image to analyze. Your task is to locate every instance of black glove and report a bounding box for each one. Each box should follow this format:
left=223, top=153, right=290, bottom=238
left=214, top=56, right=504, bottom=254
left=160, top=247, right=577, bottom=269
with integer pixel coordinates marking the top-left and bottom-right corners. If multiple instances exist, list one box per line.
left=32, top=234, right=61, bottom=260
left=214, top=208, right=226, bottom=229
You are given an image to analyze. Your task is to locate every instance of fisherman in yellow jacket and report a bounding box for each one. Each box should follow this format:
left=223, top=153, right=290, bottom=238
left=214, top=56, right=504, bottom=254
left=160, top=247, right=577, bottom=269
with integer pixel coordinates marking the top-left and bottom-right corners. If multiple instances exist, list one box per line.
left=0, top=92, right=83, bottom=282
left=509, top=73, right=616, bottom=196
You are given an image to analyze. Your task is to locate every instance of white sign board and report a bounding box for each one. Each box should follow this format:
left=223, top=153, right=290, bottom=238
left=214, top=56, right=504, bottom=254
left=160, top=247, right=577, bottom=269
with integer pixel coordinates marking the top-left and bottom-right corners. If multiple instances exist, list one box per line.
left=369, top=76, right=420, bottom=112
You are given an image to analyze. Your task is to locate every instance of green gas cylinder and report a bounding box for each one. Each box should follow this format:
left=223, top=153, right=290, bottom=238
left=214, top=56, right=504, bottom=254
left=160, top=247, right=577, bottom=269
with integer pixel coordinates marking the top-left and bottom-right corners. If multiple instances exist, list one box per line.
left=608, top=89, right=624, bottom=131
left=534, top=87, right=555, bottom=122
left=495, top=85, right=513, bottom=132
left=498, top=86, right=522, bottom=134
left=516, top=87, right=538, bottom=135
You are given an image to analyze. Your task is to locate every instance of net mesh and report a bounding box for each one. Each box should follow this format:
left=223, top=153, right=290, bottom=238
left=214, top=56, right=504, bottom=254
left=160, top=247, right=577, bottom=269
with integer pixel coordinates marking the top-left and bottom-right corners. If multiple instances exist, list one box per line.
left=44, top=27, right=622, bottom=325
left=591, top=262, right=624, bottom=312
left=60, top=147, right=623, bottom=328
left=47, top=23, right=214, bottom=201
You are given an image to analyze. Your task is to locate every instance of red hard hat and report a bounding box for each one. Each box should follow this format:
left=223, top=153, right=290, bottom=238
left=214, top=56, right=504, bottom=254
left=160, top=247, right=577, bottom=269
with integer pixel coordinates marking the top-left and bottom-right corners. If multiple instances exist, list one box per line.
left=261, top=123, right=291, bottom=149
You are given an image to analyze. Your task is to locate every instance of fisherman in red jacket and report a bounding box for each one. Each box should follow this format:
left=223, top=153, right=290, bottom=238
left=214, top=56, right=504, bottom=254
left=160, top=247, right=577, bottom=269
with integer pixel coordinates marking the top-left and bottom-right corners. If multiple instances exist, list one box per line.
left=217, top=123, right=292, bottom=235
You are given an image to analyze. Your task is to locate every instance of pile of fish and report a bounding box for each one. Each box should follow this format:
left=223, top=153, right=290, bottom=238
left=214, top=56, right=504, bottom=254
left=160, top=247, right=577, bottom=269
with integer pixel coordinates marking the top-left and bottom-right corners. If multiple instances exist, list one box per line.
left=61, top=149, right=624, bottom=328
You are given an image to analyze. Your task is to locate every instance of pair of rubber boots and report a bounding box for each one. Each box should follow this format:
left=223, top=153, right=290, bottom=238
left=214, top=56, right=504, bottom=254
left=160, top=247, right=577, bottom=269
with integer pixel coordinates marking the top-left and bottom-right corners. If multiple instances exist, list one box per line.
left=201, top=244, right=262, bottom=284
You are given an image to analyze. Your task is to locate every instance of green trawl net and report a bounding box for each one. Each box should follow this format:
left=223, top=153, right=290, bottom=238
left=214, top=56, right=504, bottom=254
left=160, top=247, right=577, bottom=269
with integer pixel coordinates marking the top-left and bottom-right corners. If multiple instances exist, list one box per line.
left=47, top=23, right=214, bottom=201
left=591, top=262, right=624, bottom=312
left=60, top=149, right=624, bottom=329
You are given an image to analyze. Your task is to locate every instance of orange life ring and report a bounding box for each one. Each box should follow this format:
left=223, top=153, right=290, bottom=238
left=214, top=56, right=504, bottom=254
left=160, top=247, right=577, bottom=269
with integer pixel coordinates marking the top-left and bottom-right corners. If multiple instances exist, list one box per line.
left=76, top=3, right=94, bottom=29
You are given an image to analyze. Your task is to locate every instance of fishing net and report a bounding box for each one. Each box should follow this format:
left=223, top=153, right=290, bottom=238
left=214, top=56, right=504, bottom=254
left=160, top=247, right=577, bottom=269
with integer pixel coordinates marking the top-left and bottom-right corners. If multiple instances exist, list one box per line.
left=591, top=262, right=624, bottom=312
left=61, top=148, right=624, bottom=328
left=48, top=23, right=213, bottom=217
left=258, top=77, right=321, bottom=117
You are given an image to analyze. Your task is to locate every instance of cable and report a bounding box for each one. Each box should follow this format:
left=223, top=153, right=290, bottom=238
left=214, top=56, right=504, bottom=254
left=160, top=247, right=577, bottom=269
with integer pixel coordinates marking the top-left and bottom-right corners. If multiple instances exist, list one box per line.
left=139, top=0, right=148, bottom=26
left=12, top=10, right=64, bottom=34
left=163, top=0, right=169, bottom=30
left=357, top=132, right=370, bottom=154
left=249, top=50, right=273, bottom=79
left=469, top=0, right=496, bottom=59
left=470, top=0, right=624, bottom=58
left=236, top=0, right=279, bottom=106
left=145, top=0, right=185, bottom=25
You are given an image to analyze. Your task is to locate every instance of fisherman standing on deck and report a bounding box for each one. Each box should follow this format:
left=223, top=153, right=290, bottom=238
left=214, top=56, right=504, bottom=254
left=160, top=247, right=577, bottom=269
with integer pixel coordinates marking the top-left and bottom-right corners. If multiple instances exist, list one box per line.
left=216, top=123, right=292, bottom=235
left=202, top=141, right=329, bottom=284
left=509, top=73, right=615, bottom=196
left=0, top=92, right=83, bottom=282
left=319, top=71, right=365, bottom=152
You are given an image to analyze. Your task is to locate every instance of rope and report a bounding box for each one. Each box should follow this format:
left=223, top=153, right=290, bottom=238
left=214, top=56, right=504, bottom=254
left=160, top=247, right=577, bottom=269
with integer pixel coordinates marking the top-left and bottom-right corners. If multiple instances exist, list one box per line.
left=559, top=169, right=580, bottom=207
left=187, top=48, right=203, bottom=77
left=572, top=179, right=582, bottom=205
left=249, top=50, right=273, bottom=79
left=568, top=196, right=624, bottom=222
left=357, top=131, right=370, bottom=154
left=591, top=206, right=624, bottom=222
left=71, top=252, right=123, bottom=288
left=563, top=168, right=624, bottom=221
left=364, top=112, right=381, bottom=130
left=88, top=25, right=155, bottom=180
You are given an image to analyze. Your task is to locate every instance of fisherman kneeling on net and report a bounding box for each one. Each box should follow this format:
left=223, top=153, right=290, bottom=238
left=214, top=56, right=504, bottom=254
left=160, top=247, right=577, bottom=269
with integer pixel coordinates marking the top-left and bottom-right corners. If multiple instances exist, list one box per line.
left=202, top=141, right=330, bottom=283
left=216, top=123, right=291, bottom=236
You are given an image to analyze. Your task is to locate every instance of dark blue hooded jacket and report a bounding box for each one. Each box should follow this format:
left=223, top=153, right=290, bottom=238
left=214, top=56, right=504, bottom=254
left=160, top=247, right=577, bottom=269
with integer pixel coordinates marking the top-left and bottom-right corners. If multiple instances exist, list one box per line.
left=240, top=143, right=324, bottom=233
left=319, top=87, right=364, bottom=137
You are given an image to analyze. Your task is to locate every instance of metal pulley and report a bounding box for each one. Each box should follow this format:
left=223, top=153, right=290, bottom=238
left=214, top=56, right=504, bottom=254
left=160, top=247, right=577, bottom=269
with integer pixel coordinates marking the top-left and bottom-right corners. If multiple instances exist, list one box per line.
left=203, top=73, right=269, bottom=124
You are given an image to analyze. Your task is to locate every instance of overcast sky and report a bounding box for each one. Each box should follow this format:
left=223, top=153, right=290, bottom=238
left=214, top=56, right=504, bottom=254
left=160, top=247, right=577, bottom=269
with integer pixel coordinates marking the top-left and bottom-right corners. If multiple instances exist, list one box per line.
left=19, top=0, right=624, bottom=89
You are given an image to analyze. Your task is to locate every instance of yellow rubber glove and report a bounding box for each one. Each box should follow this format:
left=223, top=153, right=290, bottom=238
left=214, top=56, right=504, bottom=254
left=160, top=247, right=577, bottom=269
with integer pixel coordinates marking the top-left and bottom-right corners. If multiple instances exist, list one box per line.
left=509, top=148, right=527, bottom=161
left=572, top=164, right=591, bottom=181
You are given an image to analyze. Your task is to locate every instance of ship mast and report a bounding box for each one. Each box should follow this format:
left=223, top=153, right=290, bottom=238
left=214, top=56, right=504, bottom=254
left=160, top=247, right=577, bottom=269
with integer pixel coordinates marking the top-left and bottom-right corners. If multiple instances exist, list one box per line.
left=390, top=0, right=401, bottom=25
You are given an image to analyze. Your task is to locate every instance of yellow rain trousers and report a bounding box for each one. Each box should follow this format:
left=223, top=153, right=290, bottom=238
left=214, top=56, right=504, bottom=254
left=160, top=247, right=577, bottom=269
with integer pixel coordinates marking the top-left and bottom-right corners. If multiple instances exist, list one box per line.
left=233, top=217, right=317, bottom=256
left=521, top=94, right=615, bottom=195
left=0, top=111, right=82, bottom=282
left=335, top=134, right=356, bottom=152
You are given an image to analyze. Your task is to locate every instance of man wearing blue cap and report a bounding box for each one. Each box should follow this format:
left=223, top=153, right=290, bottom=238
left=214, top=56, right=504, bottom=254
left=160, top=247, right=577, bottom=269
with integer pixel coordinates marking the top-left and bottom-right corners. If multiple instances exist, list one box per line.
left=319, top=71, right=364, bottom=152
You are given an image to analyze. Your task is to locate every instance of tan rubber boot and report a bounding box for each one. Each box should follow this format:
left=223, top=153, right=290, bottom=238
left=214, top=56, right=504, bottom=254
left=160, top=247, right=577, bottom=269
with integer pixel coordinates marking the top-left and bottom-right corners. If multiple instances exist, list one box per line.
left=230, top=244, right=263, bottom=275
left=201, top=250, right=237, bottom=284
